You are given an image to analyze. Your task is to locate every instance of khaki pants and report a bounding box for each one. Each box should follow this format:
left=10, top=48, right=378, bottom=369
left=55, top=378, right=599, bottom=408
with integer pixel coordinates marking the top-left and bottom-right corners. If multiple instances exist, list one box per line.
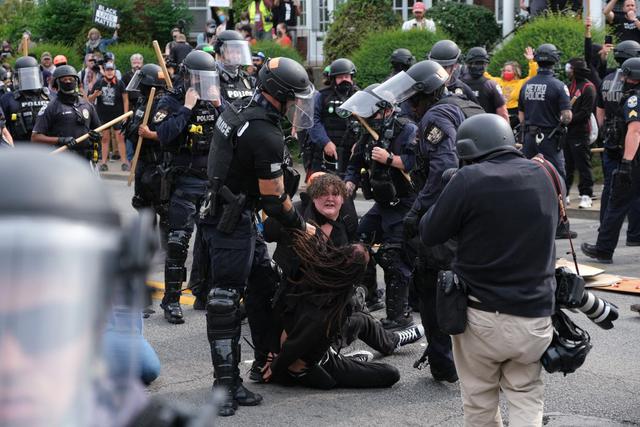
left=452, top=307, right=553, bottom=427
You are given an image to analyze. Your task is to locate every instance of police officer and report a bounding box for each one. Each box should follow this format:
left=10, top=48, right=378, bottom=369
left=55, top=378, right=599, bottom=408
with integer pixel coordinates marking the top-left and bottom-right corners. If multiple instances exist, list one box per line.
left=308, top=58, right=360, bottom=177
left=376, top=60, right=466, bottom=382
left=0, top=56, right=50, bottom=144
left=420, top=114, right=556, bottom=425
left=31, top=65, right=102, bottom=160
left=341, top=84, right=418, bottom=329
left=390, top=48, right=416, bottom=76
left=155, top=50, right=222, bottom=324
left=428, top=40, right=479, bottom=103
left=518, top=43, right=575, bottom=238
left=462, top=47, right=509, bottom=122
left=202, top=57, right=315, bottom=416
left=214, top=30, right=255, bottom=103
left=123, top=63, right=168, bottom=244
left=594, top=40, right=640, bottom=235
left=583, top=57, right=640, bottom=262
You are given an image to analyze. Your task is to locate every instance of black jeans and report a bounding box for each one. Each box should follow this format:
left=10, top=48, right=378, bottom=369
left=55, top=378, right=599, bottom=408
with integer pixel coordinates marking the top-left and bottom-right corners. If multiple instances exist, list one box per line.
left=564, top=135, right=594, bottom=197
left=341, top=311, right=398, bottom=355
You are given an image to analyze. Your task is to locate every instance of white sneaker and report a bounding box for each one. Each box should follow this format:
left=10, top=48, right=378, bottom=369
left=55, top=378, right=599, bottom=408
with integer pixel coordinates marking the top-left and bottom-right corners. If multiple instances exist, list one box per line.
left=565, top=195, right=571, bottom=206
left=579, top=195, right=592, bottom=209
left=343, top=350, right=374, bottom=363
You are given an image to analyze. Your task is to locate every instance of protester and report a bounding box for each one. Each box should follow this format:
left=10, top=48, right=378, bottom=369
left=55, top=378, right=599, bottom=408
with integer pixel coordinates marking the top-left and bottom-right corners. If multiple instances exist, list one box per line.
left=40, top=51, right=55, bottom=73
left=239, top=24, right=258, bottom=45
left=169, top=33, right=192, bottom=66
left=0, top=40, right=12, bottom=59
left=79, top=53, right=99, bottom=96
left=274, top=23, right=292, bottom=47
left=401, top=2, right=436, bottom=32
left=85, top=25, right=119, bottom=56
left=272, top=0, right=301, bottom=47
left=53, top=54, right=67, bottom=66
left=88, top=62, right=130, bottom=171
left=197, top=20, right=217, bottom=45
left=605, top=0, right=640, bottom=44
left=420, top=114, right=556, bottom=427
left=485, top=46, right=538, bottom=128
left=248, top=0, right=274, bottom=40
left=16, top=30, right=35, bottom=54
left=164, top=27, right=182, bottom=56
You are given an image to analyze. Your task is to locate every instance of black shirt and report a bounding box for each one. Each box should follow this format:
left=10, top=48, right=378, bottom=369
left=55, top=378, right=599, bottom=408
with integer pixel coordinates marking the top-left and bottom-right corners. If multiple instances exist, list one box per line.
left=169, top=42, right=193, bottom=66
left=461, top=75, right=505, bottom=114
left=420, top=152, right=558, bottom=317
left=91, top=77, right=126, bottom=120
left=518, top=68, right=571, bottom=129
left=272, top=0, right=299, bottom=27
left=612, top=11, right=640, bottom=44
left=567, top=79, right=597, bottom=138
left=448, top=78, right=479, bottom=104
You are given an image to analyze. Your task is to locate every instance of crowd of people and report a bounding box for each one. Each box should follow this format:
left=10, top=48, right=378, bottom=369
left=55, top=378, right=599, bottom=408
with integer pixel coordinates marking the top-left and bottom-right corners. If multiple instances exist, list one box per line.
left=0, top=2, right=635, bottom=426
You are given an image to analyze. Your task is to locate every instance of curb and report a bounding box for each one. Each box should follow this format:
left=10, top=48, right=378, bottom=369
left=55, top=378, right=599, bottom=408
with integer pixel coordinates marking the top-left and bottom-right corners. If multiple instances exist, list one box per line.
left=100, top=172, right=129, bottom=182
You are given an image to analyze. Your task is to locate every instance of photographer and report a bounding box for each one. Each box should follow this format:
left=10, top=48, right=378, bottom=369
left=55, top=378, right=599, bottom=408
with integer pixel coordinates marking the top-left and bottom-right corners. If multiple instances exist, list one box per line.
left=420, top=114, right=556, bottom=426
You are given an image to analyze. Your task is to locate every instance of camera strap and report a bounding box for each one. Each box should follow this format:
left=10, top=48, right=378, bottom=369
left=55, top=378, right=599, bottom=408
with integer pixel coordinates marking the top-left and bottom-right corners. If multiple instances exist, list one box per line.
left=531, top=155, right=580, bottom=275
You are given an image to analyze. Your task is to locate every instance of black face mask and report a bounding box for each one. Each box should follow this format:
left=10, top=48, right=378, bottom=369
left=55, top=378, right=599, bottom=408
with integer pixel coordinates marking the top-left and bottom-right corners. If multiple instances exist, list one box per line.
left=140, top=85, right=151, bottom=98
left=336, top=81, right=352, bottom=95
left=59, top=81, right=77, bottom=94
left=623, top=81, right=637, bottom=93
left=468, top=64, right=485, bottom=78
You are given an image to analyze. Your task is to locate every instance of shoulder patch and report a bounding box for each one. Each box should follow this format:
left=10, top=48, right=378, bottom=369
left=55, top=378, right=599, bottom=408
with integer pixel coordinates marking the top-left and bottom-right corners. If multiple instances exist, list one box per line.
left=425, top=125, right=444, bottom=145
left=153, top=110, right=168, bottom=123
left=627, top=95, right=638, bottom=108
left=563, top=84, right=570, bottom=97
left=237, top=121, right=249, bottom=137
left=629, top=110, right=638, bottom=118
left=495, top=84, right=503, bottom=95
left=37, top=105, right=47, bottom=116
left=454, top=88, right=464, bottom=96
left=82, top=109, right=89, bottom=119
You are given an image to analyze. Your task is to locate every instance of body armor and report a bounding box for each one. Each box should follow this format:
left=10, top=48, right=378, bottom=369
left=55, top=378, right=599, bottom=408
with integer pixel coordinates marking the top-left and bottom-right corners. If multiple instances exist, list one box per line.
left=9, top=90, right=49, bottom=140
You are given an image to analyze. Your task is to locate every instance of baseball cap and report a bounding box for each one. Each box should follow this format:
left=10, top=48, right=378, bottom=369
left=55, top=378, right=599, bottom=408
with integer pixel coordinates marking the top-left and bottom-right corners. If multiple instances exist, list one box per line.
left=41, top=51, right=52, bottom=60
left=104, top=62, right=115, bottom=70
left=53, top=55, right=67, bottom=66
left=413, top=2, right=426, bottom=12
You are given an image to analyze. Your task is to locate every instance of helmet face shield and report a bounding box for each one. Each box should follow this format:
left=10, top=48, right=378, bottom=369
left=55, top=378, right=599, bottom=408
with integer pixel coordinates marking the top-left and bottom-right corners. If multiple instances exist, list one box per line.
left=611, top=69, right=626, bottom=94
left=15, top=67, right=42, bottom=91
left=337, top=90, right=385, bottom=119
left=189, top=69, right=221, bottom=102
left=125, top=69, right=143, bottom=92
left=285, top=84, right=315, bottom=129
left=0, top=218, right=122, bottom=427
left=221, top=40, right=252, bottom=67
left=373, top=71, right=418, bottom=105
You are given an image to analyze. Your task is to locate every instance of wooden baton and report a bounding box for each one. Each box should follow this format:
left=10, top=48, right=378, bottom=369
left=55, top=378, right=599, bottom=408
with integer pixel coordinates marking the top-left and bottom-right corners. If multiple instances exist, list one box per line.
left=128, top=87, right=157, bottom=186
left=51, top=111, right=134, bottom=154
left=153, top=40, right=173, bottom=90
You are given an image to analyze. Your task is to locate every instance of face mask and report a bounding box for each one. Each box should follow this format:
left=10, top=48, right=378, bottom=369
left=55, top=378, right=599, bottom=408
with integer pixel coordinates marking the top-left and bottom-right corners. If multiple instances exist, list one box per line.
left=502, top=71, right=515, bottom=81
left=219, top=15, right=226, bottom=23
left=336, top=81, right=352, bottom=95
left=468, top=64, right=485, bottom=78
left=60, top=81, right=77, bottom=94
left=623, top=80, right=636, bottom=92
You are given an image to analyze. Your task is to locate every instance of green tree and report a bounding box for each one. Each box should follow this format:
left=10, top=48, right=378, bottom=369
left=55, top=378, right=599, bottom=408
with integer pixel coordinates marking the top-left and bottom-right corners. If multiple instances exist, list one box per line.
left=139, top=0, right=192, bottom=46
left=426, top=3, right=501, bottom=52
left=35, top=0, right=91, bottom=45
left=323, top=0, right=400, bottom=64
left=0, top=0, right=39, bottom=45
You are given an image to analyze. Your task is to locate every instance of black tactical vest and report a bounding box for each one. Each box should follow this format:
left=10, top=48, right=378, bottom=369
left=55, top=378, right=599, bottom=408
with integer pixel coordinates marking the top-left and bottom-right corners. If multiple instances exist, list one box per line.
left=464, top=76, right=497, bottom=113
left=9, top=90, right=49, bottom=140
left=219, top=69, right=254, bottom=102
left=319, top=87, right=353, bottom=147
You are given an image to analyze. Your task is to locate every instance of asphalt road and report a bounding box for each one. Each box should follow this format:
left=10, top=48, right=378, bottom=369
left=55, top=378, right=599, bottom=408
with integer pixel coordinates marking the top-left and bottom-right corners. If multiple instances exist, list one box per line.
left=105, top=179, right=640, bottom=426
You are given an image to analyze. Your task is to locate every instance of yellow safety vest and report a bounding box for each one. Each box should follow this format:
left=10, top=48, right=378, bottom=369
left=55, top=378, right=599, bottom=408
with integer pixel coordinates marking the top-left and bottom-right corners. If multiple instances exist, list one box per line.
left=248, top=1, right=273, bottom=33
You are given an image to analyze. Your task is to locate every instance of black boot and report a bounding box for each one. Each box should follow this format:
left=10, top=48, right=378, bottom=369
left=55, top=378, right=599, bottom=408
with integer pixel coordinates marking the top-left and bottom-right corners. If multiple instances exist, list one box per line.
left=160, top=282, right=184, bottom=324
left=363, top=260, right=385, bottom=312
left=381, top=281, right=413, bottom=330
left=211, top=337, right=241, bottom=416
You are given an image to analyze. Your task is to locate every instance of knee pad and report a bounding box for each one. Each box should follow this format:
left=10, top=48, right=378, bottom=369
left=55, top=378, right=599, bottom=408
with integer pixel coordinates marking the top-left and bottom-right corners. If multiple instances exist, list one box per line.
left=206, top=287, right=242, bottom=339
left=376, top=245, right=409, bottom=284
left=167, top=230, right=190, bottom=262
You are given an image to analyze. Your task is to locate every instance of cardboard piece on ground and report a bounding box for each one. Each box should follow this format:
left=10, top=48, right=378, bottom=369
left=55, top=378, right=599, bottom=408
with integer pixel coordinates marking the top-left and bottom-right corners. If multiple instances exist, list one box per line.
left=556, top=258, right=605, bottom=278
left=593, top=278, right=640, bottom=295
left=584, top=274, right=622, bottom=288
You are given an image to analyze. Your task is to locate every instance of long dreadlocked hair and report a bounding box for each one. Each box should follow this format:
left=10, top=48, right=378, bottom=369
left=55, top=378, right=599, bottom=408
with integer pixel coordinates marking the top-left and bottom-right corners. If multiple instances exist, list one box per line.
left=290, top=229, right=368, bottom=338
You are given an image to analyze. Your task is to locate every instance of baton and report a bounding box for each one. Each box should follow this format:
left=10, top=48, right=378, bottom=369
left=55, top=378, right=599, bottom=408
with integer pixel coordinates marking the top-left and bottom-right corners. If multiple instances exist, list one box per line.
left=51, top=111, right=133, bottom=154
left=128, top=88, right=157, bottom=186
left=153, top=40, right=173, bottom=90
left=21, top=35, right=28, bottom=56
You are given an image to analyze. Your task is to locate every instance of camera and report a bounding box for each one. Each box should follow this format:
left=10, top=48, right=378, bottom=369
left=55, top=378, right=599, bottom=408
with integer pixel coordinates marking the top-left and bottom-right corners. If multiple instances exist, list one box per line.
left=555, top=267, right=619, bottom=330
left=541, top=309, right=592, bottom=375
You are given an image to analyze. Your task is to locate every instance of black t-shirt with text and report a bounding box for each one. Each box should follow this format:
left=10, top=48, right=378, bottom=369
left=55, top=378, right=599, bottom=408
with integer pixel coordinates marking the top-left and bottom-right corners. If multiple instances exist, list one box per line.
left=613, top=11, right=640, bottom=43
left=91, top=77, right=126, bottom=120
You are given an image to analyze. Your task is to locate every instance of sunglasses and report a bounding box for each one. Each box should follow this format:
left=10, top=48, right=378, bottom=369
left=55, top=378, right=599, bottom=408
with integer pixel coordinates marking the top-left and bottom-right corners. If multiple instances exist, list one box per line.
left=0, top=304, right=87, bottom=355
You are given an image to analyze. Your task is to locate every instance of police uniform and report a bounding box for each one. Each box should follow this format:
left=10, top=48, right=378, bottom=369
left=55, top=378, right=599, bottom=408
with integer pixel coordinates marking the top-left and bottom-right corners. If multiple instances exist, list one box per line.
left=124, top=93, right=168, bottom=240
left=462, top=73, right=505, bottom=114
left=598, top=70, right=640, bottom=232
left=218, top=63, right=254, bottom=102
left=345, top=117, right=417, bottom=328
left=410, top=101, right=466, bottom=380
left=518, top=68, right=571, bottom=177
left=31, top=94, right=101, bottom=159
left=307, top=86, right=360, bottom=177
left=155, top=87, right=220, bottom=322
left=0, top=89, right=50, bottom=143
left=595, top=90, right=640, bottom=255
left=447, top=78, right=479, bottom=103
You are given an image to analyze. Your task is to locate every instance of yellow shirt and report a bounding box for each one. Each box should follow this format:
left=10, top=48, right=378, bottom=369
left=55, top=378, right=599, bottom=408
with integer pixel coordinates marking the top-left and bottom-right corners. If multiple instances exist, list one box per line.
left=485, top=60, right=538, bottom=110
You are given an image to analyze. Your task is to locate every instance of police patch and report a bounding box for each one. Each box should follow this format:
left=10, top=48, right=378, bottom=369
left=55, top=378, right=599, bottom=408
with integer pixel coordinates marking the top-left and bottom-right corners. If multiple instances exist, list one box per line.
left=37, top=105, right=46, bottom=116
left=454, top=88, right=464, bottom=96
left=82, top=109, right=89, bottom=119
left=563, top=85, right=570, bottom=97
left=628, top=95, right=638, bottom=108
left=425, top=125, right=444, bottom=145
left=629, top=110, right=638, bottom=118
left=153, top=111, right=167, bottom=123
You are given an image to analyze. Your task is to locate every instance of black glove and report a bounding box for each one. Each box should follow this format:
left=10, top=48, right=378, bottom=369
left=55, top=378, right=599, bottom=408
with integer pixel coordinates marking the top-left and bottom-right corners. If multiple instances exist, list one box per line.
left=611, top=159, right=633, bottom=205
left=57, top=136, right=78, bottom=148
left=88, top=130, right=102, bottom=144
left=403, top=208, right=421, bottom=240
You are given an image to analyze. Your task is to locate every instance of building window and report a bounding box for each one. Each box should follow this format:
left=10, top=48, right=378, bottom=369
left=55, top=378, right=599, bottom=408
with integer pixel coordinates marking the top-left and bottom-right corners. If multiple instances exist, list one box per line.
left=187, top=0, right=207, bottom=7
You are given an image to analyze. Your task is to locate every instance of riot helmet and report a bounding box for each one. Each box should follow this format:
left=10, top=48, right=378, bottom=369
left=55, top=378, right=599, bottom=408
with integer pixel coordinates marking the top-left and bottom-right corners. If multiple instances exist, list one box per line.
left=0, top=146, right=157, bottom=427
left=621, top=57, right=640, bottom=80
left=258, top=57, right=315, bottom=129
left=338, top=83, right=392, bottom=119
left=51, top=65, right=79, bottom=95
left=428, top=40, right=462, bottom=67
left=328, top=58, right=356, bottom=77
left=181, top=50, right=220, bottom=102
left=126, top=63, right=166, bottom=95
left=213, top=30, right=252, bottom=70
left=14, top=55, right=43, bottom=91
left=534, top=43, right=561, bottom=67
left=465, top=47, right=490, bottom=78
left=614, top=40, right=640, bottom=66
left=455, top=113, right=519, bottom=161
left=390, top=48, right=416, bottom=73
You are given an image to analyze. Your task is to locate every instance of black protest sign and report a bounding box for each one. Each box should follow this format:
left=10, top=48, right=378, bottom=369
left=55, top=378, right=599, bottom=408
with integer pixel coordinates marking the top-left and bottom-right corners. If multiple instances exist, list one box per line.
left=93, top=4, right=118, bottom=29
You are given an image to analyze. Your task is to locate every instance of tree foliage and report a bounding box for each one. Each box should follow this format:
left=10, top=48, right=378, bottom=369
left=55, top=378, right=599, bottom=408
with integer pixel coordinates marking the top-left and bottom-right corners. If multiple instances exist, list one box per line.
left=323, top=0, right=400, bottom=64
left=254, top=40, right=303, bottom=63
